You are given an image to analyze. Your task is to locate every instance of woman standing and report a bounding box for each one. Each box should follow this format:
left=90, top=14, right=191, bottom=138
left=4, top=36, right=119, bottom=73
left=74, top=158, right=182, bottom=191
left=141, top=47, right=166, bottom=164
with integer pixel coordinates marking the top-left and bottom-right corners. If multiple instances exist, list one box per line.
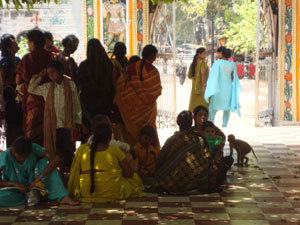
left=15, top=29, right=53, bottom=145
left=0, top=34, right=20, bottom=89
left=115, top=45, right=162, bottom=149
left=204, top=48, right=241, bottom=127
left=77, top=39, right=114, bottom=134
left=188, top=47, right=209, bottom=112
left=111, top=42, right=128, bottom=141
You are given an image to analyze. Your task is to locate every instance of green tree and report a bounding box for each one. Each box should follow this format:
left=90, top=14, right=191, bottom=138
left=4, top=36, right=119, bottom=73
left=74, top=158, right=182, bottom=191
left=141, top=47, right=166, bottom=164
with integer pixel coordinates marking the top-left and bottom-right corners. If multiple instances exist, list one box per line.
left=223, top=0, right=257, bottom=56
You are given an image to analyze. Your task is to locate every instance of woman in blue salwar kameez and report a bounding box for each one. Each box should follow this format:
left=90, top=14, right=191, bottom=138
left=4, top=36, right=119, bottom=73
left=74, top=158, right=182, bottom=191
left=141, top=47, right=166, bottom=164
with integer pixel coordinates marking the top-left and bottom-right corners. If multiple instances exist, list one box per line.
left=204, top=48, right=241, bottom=127
left=0, top=136, right=78, bottom=206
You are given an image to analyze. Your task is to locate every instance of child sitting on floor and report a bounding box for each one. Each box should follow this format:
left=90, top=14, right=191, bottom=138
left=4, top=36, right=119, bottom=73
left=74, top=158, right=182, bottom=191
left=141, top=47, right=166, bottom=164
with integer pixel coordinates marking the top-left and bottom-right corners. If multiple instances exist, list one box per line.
left=28, top=60, right=82, bottom=178
left=201, top=121, right=223, bottom=159
left=133, top=125, right=159, bottom=177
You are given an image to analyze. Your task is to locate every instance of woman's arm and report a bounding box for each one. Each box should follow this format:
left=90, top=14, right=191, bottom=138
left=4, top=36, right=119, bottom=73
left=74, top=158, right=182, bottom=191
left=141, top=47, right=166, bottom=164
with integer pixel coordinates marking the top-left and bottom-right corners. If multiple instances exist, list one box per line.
left=119, top=158, right=134, bottom=178
left=214, top=126, right=226, bottom=160
left=201, top=66, right=207, bottom=93
left=0, top=168, right=28, bottom=192
left=15, top=74, right=23, bottom=85
left=29, top=151, right=61, bottom=191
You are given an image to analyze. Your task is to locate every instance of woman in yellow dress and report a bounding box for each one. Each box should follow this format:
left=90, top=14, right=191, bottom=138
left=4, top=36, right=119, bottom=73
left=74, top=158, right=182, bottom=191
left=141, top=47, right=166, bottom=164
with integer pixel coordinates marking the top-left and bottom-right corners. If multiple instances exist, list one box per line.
left=68, top=123, right=145, bottom=202
left=188, top=47, right=209, bottom=112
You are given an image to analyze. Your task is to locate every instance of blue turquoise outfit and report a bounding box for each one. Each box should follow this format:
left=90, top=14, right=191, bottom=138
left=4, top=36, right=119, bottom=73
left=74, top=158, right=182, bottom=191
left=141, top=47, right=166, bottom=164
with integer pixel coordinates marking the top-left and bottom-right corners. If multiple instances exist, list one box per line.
left=0, top=143, right=68, bottom=206
left=204, top=59, right=241, bottom=127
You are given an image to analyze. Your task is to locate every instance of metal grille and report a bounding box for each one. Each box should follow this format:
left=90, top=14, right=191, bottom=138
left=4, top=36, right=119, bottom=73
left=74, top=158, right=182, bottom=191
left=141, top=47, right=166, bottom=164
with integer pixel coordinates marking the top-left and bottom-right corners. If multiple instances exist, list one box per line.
left=257, top=59, right=273, bottom=126
left=154, top=56, right=177, bottom=128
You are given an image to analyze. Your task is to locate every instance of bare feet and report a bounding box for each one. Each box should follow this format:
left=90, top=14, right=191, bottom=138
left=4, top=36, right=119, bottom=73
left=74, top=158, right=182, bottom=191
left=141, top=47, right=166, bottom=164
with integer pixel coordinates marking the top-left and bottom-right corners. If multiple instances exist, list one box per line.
left=60, top=196, right=80, bottom=206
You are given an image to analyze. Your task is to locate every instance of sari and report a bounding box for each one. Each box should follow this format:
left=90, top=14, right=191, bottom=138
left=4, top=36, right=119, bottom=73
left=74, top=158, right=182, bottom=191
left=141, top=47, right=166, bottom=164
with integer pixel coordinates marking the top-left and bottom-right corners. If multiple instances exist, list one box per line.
left=0, top=144, right=68, bottom=206
left=15, top=49, right=53, bottom=145
left=150, top=131, right=217, bottom=194
left=77, top=60, right=114, bottom=130
left=114, top=60, right=162, bottom=148
left=68, top=144, right=145, bottom=202
left=188, top=60, right=209, bottom=111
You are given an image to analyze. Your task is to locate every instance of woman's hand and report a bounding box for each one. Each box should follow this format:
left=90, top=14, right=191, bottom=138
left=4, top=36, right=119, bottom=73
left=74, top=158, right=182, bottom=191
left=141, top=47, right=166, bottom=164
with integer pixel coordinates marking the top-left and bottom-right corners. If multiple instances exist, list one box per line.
left=29, top=176, right=41, bottom=191
left=13, top=182, right=29, bottom=193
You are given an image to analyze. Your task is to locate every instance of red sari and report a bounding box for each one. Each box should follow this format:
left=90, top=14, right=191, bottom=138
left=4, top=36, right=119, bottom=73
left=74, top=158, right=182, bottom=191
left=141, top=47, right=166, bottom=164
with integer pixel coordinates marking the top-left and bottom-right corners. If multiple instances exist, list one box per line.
left=115, top=60, right=162, bottom=149
left=15, top=49, right=53, bottom=145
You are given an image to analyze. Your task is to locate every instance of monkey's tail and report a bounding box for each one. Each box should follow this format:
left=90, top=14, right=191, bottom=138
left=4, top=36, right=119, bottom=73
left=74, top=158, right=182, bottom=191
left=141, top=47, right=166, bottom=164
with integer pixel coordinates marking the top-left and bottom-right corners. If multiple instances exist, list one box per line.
left=251, top=148, right=258, bottom=160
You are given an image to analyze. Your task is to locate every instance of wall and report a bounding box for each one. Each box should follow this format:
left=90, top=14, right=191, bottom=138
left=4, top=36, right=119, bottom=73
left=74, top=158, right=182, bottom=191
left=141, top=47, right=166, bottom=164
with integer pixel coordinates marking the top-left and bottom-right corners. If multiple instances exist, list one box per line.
left=0, top=0, right=83, bottom=62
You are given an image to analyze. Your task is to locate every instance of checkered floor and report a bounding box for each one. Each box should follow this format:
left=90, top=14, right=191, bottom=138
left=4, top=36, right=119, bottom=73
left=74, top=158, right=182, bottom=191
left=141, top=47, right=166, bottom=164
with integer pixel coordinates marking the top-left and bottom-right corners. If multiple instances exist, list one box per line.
left=1, top=127, right=300, bottom=225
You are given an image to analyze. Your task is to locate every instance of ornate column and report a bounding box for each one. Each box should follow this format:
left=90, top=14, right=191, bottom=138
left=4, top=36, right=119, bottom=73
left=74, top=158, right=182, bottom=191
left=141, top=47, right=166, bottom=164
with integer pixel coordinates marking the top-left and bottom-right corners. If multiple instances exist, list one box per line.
left=278, top=0, right=298, bottom=121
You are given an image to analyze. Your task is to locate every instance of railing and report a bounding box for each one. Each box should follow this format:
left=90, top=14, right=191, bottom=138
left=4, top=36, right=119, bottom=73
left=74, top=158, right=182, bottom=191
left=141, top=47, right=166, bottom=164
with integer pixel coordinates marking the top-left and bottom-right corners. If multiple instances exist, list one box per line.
left=257, top=58, right=273, bottom=126
left=154, top=56, right=177, bottom=128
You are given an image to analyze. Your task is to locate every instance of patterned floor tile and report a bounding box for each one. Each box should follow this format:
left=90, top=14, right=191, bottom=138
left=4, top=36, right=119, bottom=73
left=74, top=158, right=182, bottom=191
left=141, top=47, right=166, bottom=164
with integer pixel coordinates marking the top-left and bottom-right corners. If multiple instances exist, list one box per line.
left=123, top=213, right=159, bottom=220
left=1, top=127, right=300, bottom=224
left=194, top=213, right=230, bottom=220
left=194, top=221, right=231, bottom=225
left=85, top=220, right=122, bottom=225
left=0, top=217, right=17, bottom=223
left=158, top=220, right=194, bottom=225
left=158, top=207, right=192, bottom=214
left=230, top=220, right=270, bottom=225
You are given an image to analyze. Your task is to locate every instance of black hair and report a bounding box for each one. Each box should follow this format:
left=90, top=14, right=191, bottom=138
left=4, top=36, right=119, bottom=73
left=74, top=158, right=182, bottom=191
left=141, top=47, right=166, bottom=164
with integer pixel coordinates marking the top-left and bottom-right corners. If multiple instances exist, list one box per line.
left=201, top=121, right=215, bottom=131
left=90, top=123, right=112, bottom=194
left=13, top=136, right=32, bottom=156
left=139, top=45, right=158, bottom=81
left=193, top=105, right=209, bottom=117
left=3, top=86, right=16, bottom=104
left=128, top=55, right=141, bottom=65
left=48, top=60, right=64, bottom=72
left=0, top=33, right=15, bottom=57
left=43, top=31, right=53, bottom=41
left=191, top=47, right=206, bottom=77
left=112, top=42, right=128, bottom=68
left=222, top=48, right=232, bottom=59
left=62, top=34, right=79, bottom=48
left=26, top=29, right=45, bottom=49
left=177, top=110, right=193, bottom=131
left=91, top=114, right=110, bottom=132
left=217, top=46, right=226, bottom=53
left=140, top=125, right=156, bottom=138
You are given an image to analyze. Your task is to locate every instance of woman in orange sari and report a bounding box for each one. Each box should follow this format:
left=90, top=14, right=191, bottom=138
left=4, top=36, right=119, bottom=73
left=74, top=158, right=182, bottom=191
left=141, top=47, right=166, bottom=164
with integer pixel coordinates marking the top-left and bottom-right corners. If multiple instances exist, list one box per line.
left=115, top=45, right=162, bottom=149
left=16, top=30, right=53, bottom=145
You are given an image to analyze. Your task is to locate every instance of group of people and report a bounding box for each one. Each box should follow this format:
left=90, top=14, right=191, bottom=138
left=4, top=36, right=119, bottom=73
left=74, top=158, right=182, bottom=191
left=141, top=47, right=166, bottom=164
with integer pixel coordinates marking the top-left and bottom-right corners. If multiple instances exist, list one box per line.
left=0, top=28, right=238, bottom=207
left=188, top=46, right=241, bottom=127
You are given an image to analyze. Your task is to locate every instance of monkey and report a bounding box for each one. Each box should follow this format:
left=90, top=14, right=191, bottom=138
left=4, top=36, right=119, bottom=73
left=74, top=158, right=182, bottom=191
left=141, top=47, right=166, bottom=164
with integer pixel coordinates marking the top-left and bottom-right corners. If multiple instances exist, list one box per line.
left=228, top=134, right=257, bottom=166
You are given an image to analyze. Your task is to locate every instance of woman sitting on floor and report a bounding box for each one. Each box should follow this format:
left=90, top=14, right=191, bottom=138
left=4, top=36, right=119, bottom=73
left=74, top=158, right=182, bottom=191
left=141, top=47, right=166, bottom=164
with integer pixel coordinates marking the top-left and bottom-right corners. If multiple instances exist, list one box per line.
left=68, top=123, right=145, bottom=202
left=192, top=105, right=233, bottom=184
left=148, top=111, right=220, bottom=194
left=0, top=136, right=78, bottom=206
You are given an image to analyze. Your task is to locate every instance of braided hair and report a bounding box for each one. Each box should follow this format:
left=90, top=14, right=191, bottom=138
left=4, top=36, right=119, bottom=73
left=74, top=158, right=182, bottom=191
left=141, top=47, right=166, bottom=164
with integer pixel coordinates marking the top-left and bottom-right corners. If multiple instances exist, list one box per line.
left=89, top=123, right=112, bottom=194
left=139, top=45, right=158, bottom=81
left=191, top=47, right=206, bottom=77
